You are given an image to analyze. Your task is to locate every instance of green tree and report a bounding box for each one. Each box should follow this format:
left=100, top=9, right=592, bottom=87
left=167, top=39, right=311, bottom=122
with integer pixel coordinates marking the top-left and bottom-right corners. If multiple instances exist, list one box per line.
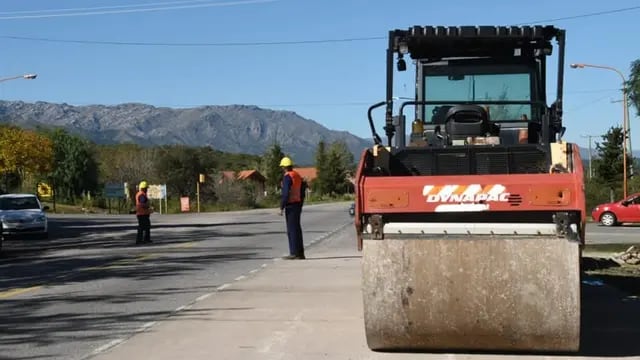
left=153, top=145, right=212, bottom=198
left=262, top=142, right=285, bottom=194
left=626, top=59, right=640, bottom=117
left=315, top=140, right=354, bottom=196
left=314, top=140, right=330, bottom=195
left=44, top=129, right=99, bottom=202
left=592, top=126, right=631, bottom=199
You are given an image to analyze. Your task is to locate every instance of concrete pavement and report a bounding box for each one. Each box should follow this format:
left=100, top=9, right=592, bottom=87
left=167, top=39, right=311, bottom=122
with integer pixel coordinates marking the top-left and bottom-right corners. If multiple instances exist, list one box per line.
left=89, top=226, right=640, bottom=360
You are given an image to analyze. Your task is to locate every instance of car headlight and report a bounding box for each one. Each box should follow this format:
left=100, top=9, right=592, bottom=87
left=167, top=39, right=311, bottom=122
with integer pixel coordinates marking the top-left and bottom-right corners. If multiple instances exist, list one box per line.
left=35, top=215, right=46, bottom=222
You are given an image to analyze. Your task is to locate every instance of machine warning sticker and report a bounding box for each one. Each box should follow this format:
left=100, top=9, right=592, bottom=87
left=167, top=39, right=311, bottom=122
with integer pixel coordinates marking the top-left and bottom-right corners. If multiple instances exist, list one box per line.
left=423, top=184, right=510, bottom=203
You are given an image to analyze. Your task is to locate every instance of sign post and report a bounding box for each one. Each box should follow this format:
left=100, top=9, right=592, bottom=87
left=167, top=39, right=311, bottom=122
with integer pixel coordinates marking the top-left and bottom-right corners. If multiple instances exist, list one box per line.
left=104, top=183, right=126, bottom=214
left=197, top=174, right=205, bottom=213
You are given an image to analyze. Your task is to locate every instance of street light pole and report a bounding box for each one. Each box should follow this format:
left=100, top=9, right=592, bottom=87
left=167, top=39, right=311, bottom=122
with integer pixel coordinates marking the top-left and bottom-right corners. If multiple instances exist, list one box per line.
left=580, top=134, right=599, bottom=179
left=0, top=73, right=37, bottom=83
left=570, top=63, right=630, bottom=198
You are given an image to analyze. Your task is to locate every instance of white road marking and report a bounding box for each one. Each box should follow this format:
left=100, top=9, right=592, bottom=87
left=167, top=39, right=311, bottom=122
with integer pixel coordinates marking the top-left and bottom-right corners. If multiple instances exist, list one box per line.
left=90, top=338, right=124, bottom=356
left=139, top=321, right=157, bottom=331
left=195, top=293, right=211, bottom=302
left=216, top=283, right=231, bottom=290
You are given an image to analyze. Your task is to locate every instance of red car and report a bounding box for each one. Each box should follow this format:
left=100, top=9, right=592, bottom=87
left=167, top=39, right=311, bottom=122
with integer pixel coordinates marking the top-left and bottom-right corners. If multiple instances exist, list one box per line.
left=591, top=193, right=640, bottom=226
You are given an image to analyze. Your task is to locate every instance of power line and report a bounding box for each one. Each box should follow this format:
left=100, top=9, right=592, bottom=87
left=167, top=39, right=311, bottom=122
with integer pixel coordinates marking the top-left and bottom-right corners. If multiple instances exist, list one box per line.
left=0, top=5, right=638, bottom=46
left=0, top=35, right=385, bottom=47
left=516, top=5, right=640, bottom=25
left=0, top=0, right=218, bottom=15
left=0, top=0, right=277, bottom=20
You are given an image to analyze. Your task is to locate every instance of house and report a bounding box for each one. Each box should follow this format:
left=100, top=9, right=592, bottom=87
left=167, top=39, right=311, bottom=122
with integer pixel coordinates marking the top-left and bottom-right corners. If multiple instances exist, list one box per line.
left=295, top=167, right=317, bottom=185
left=218, top=169, right=266, bottom=197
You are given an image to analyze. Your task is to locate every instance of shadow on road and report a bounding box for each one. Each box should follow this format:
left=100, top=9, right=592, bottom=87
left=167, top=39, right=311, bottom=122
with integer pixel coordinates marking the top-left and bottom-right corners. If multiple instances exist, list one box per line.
left=0, top=242, right=277, bottom=351
left=578, top=257, right=640, bottom=357
left=0, top=218, right=281, bottom=258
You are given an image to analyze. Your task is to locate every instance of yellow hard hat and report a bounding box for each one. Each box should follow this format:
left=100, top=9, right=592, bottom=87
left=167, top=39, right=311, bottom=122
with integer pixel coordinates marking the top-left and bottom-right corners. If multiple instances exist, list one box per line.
left=139, top=181, right=148, bottom=189
left=279, top=157, right=293, bottom=167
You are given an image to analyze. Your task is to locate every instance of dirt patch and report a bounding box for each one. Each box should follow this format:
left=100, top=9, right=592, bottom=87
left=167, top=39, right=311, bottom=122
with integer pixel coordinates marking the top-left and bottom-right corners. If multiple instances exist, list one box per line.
left=582, top=256, right=640, bottom=296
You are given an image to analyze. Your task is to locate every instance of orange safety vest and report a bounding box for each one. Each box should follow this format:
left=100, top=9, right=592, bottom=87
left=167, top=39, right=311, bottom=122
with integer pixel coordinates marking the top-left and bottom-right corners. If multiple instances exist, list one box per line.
left=285, top=170, right=303, bottom=204
left=135, top=190, right=151, bottom=215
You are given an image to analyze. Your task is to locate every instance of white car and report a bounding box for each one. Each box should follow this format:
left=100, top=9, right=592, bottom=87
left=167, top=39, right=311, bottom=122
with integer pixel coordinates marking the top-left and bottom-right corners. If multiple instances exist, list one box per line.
left=0, top=193, right=49, bottom=239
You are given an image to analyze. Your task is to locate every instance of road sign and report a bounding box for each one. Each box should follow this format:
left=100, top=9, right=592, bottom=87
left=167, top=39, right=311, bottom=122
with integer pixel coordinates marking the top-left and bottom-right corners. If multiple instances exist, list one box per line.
left=104, top=183, right=126, bottom=198
left=147, top=184, right=167, bottom=200
left=180, top=197, right=190, bottom=212
left=37, top=183, right=53, bottom=198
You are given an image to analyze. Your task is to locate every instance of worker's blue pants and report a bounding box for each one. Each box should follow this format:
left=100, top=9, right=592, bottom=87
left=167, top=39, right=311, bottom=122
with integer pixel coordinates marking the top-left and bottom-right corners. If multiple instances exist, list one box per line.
left=285, top=202, right=304, bottom=256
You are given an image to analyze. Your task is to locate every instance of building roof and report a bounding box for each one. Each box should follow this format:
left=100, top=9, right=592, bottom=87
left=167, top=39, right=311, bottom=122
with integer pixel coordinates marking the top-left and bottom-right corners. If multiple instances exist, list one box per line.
left=238, top=170, right=266, bottom=182
left=219, top=169, right=266, bottom=183
left=295, top=167, right=317, bottom=181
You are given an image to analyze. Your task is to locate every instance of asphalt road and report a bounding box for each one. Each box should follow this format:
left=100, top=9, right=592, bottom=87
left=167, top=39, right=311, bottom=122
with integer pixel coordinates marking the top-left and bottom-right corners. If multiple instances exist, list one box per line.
left=0, top=202, right=353, bottom=360
left=585, top=222, right=640, bottom=245
left=0, top=205, right=638, bottom=360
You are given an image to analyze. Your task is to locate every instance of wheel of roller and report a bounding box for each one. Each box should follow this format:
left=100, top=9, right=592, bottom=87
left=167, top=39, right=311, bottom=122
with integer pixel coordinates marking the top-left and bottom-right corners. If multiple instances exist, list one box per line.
left=361, top=236, right=581, bottom=352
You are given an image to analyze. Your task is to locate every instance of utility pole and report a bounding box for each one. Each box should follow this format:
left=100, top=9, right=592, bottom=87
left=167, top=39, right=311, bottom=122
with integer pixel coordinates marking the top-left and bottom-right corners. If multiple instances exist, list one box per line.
left=581, top=134, right=599, bottom=179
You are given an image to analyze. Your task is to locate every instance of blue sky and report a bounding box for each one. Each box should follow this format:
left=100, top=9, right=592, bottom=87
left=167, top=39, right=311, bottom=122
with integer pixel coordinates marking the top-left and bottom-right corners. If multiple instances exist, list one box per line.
left=0, top=0, right=638, bottom=152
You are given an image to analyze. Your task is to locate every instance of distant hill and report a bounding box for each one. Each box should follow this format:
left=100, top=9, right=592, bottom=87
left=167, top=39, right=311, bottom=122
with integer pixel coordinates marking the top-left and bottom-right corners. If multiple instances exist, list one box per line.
left=0, top=100, right=373, bottom=166
left=1, top=99, right=636, bottom=167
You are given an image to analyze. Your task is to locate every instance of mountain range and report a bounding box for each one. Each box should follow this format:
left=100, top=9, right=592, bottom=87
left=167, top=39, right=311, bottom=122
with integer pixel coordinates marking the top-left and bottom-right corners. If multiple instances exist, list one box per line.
left=0, top=99, right=635, bottom=166
left=0, top=100, right=373, bottom=166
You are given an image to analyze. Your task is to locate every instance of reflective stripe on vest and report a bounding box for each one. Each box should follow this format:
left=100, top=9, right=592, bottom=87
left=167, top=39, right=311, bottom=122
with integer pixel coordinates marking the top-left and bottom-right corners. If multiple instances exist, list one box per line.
left=136, top=191, right=150, bottom=215
left=286, top=170, right=302, bottom=204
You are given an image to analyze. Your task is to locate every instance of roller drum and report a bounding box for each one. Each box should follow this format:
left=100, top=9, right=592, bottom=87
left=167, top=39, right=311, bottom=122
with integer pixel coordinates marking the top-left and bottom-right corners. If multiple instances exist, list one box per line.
left=361, top=236, right=581, bottom=352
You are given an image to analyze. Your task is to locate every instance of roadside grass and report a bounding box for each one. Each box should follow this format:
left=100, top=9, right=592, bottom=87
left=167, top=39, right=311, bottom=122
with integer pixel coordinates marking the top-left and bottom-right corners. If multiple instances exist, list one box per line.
left=42, top=194, right=355, bottom=215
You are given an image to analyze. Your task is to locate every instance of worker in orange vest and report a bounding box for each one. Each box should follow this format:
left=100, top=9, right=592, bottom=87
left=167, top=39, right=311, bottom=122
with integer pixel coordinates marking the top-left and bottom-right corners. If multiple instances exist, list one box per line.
left=279, top=156, right=306, bottom=259
left=135, top=181, right=152, bottom=244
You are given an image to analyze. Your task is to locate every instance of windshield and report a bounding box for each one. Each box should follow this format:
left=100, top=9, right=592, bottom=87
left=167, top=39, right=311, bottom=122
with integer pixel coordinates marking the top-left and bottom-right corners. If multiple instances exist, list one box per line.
left=0, top=196, right=41, bottom=210
left=423, top=72, right=533, bottom=123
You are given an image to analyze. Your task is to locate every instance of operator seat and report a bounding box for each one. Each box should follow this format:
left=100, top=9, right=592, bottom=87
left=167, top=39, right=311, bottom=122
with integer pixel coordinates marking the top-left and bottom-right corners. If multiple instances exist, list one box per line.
left=444, top=105, right=490, bottom=143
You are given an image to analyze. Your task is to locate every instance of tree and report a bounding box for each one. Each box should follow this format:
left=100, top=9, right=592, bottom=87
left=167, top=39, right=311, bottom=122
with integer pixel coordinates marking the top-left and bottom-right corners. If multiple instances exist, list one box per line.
left=593, top=126, right=631, bottom=198
left=153, top=145, right=212, bottom=198
left=0, top=125, right=54, bottom=192
left=261, top=142, right=285, bottom=194
left=44, top=129, right=99, bottom=202
left=314, top=140, right=330, bottom=195
left=96, top=143, right=158, bottom=184
left=626, top=59, right=640, bottom=117
left=315, top=140, right=354, bottom=196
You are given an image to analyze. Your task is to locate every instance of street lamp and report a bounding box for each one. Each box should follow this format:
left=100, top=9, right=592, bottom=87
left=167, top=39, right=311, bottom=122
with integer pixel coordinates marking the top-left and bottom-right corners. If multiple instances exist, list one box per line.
left=0, top=73, right=37, bottom=83
left=570, top=63, right=630, bottom=197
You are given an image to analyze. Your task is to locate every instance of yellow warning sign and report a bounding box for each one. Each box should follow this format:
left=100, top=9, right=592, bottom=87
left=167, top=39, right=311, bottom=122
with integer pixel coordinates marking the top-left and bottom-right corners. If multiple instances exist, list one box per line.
left=37, top=183, right=53, bottom=198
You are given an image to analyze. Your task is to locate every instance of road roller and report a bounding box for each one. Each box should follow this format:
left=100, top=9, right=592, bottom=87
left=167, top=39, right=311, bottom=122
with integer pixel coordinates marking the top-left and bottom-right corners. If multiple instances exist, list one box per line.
left=354, top=25, right=585, bottom=352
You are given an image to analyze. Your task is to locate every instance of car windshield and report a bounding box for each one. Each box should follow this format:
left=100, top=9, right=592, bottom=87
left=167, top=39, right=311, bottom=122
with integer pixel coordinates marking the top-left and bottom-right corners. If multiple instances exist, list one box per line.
left=0, top=196, right=41, bottom=210
left=423, top=70, right=533, bottom=122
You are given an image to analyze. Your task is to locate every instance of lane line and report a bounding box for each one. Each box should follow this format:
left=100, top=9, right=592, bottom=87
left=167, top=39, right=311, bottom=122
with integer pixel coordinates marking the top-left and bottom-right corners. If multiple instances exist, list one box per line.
left=89, top=338, right=124, bottom=356
left=0, top=285, right=43, bottom=299
left=216, top=283, right=231, bottom=290
left=139, top=321, right=157, bottom=331
left=195, top=293, right=211, bottom=302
